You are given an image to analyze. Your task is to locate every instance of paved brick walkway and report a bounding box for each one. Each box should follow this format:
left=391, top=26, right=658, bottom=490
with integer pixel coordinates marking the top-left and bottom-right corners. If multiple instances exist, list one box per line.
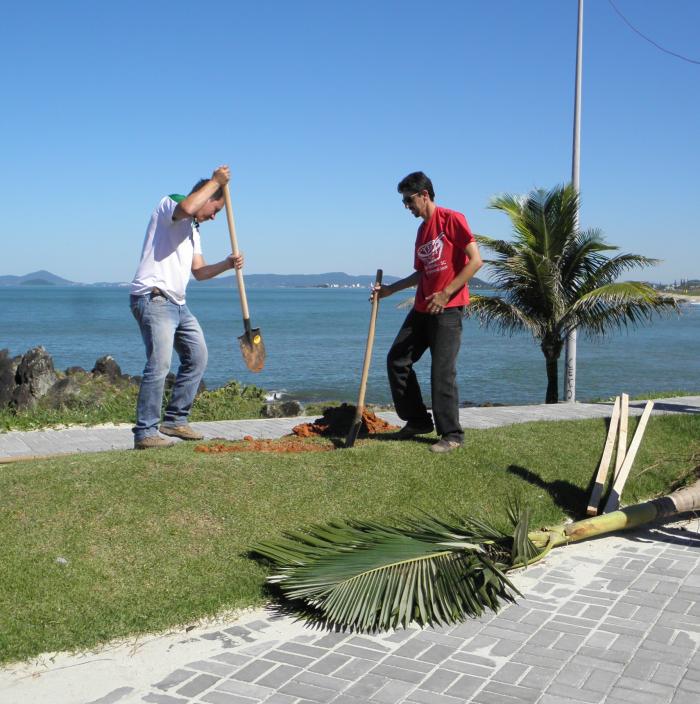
left=1, top=396, right=699, bottom=461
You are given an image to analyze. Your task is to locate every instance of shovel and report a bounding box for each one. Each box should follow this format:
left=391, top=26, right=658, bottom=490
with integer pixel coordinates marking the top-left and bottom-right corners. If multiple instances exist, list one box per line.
left=345, top=269, right=383, bottom=448
left=222, top=182, right=265, bottom=372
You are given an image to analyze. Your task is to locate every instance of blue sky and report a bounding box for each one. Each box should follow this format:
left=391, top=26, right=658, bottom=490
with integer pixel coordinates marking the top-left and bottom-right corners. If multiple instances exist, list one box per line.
left=2, top=0, right=698, bottom=284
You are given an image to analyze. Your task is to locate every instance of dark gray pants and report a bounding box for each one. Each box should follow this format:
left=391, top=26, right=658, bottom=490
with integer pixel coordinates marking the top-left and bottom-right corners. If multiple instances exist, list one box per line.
left=387, top=307, right=464, bottom=442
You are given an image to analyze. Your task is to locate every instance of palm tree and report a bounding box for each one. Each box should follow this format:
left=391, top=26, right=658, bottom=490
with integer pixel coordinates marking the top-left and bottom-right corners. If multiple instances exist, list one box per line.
left=470, top=184, right=677, bottom=403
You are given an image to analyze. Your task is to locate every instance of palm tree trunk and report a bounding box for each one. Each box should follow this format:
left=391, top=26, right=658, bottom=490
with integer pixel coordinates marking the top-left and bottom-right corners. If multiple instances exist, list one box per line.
left=527, top=479, right=700, bottom=551
left=541, top=336, right=564, bottom=404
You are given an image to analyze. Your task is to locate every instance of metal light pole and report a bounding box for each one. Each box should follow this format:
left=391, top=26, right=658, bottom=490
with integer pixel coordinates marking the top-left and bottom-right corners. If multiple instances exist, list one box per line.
left=564, top=0, right=583, bottom=402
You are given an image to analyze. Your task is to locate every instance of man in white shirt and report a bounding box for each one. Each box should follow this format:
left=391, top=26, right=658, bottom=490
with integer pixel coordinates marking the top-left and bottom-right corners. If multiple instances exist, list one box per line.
left=130, top=165, right=243, bottom=449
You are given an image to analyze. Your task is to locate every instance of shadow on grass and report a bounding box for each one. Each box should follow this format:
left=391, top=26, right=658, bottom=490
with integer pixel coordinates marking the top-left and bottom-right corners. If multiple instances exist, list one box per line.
left=507, top=464, right=588, bottom=519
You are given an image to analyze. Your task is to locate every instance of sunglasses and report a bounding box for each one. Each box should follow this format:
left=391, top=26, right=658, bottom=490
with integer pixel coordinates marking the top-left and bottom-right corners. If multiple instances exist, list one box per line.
left=402, top=192, right=422, bottom=205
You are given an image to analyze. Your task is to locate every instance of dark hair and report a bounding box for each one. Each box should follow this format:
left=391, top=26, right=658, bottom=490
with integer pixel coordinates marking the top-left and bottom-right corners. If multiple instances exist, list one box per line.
left=397, top=171, right=435, bottom=201
left=190, top=178, right=223, bottom=200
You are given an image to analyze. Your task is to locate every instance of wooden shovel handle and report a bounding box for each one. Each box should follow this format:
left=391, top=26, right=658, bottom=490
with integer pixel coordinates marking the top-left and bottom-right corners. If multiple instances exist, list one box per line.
left=355, top=269, right=383, bottom=411
left=223, top=183, right=251, bottom=321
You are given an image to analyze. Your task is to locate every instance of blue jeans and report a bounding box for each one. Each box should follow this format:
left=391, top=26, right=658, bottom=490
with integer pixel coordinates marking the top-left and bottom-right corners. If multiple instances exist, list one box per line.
left=130, top=293, right=208, bottom=441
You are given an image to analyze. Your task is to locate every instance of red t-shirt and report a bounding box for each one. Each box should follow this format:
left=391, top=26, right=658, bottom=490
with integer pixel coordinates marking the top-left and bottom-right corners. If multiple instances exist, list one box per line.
left=413, top=206, right=475, bottom=312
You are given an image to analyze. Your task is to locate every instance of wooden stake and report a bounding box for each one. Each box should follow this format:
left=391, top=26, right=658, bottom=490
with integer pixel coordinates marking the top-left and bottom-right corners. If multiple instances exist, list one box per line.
left=586, top=396, right=621, bottom=516
left=603, top=400, right=655, bottom=514
left=614, top=393, right=629, bottom=477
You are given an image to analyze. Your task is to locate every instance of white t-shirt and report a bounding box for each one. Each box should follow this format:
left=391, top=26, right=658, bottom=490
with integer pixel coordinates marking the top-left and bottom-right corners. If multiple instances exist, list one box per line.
left=130, top=196, right=202, bottom=305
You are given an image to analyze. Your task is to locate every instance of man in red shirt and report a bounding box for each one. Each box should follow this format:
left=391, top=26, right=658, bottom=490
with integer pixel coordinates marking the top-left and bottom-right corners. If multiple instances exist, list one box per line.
left=374, top=171, right=483, bottom=453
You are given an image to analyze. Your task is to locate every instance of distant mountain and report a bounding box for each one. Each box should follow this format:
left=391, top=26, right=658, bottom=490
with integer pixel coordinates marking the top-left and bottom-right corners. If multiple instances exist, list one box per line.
left=0, top=270, right=77, bottom=286
left=0, top=270, right=492, bottom=289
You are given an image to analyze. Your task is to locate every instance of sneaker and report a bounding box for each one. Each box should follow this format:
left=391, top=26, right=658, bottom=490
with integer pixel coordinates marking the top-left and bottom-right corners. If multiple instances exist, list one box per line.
left=429, top=438, right=462, bottom=454
left=159, top=424, right=204, bottom=441
left=134, top=436, right=176, bottom=450
left=397, top=420, right=434, bottom=439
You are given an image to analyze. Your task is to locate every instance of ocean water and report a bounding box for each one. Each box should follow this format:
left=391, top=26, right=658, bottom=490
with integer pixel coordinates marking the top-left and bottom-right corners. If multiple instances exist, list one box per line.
left=1, top=286, right=698, bottom=406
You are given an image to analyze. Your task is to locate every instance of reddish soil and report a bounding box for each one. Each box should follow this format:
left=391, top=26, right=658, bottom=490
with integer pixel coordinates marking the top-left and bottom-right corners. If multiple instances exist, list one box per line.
left=194, top=437, right=333, bottom=454
left=193, top=405, right=398, bottom=454
left=292, top=403, right=398, bottom=438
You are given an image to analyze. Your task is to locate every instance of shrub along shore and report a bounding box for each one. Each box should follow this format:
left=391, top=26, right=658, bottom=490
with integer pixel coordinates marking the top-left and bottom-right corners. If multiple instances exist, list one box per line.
left=0, top=346, right=300, bottom=432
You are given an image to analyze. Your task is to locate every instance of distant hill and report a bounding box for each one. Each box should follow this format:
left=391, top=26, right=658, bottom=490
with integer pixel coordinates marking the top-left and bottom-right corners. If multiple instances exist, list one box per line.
left=0, top=270, right=492, bottom=289
left=20, top=278, right=56, bottom=286
left=0, top=270, right=77, bottom=286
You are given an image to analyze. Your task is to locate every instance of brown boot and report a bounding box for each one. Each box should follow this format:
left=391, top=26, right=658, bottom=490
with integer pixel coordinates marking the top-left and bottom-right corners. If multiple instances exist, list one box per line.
left=429, top=438, right=462, bottom=454
left=159, top=424, right=204, bottom=441
left=134, top=436, right=176, bottom=450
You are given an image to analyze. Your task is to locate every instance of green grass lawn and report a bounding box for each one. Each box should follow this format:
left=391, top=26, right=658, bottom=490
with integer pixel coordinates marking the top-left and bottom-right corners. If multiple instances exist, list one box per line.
left=1, top=413, right=698, bottom=664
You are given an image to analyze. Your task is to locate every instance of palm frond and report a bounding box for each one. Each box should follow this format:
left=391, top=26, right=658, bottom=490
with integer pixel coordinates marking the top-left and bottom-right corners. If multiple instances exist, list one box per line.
left=474, top=234, right=518, bottom=258
left=468, top=295, right=543, bottom=337
left=506, top=501, right=540, bottom=567
left=251, top=512, right=534, bottom=632
left=574, top=252, right=661, bottom=295
left=563, top=282, right=679, bottom=335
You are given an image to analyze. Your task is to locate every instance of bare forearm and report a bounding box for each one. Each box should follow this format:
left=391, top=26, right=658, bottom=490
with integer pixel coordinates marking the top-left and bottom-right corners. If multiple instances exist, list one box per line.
left=444, top=258, right=483, bottom=298
left=192, top=259, right=234, bottom=281
left=385, top=271, right=420, bottom=295
left=177, top=179, right=221, bottom=219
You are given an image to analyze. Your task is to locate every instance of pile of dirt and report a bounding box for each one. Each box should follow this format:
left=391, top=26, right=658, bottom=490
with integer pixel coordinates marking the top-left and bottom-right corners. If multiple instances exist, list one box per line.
left=292, top=403, right=398, bottom=438
left=194, top=436, right=332, bottom=454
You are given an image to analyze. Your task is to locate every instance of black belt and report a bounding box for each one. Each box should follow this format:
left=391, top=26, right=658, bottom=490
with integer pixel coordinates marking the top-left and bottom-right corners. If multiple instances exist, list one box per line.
left=150, top=287, right=167, bottom=298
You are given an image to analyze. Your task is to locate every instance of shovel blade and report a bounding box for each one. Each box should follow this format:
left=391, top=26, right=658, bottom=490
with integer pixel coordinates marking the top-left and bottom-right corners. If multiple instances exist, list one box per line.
left=238, top=328, right=265, bottom=372
left=345, top=417, right=363, bottom=448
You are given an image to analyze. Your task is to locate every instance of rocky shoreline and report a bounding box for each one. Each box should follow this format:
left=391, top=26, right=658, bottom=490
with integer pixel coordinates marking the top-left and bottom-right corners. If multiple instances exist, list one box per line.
left=0, top=347, right=141, bottom=413
left=0, top=347, right=304, bottom=419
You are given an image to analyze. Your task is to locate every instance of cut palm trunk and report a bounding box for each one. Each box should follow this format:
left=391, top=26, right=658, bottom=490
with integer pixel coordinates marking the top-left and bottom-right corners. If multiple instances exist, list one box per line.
left=345, top=269, right=383, bottom=448
left=586, top=395, right=621, bottom=516
left=252, top=478, right=700, bottom=633
left=603, top=400, right=654, bottom=514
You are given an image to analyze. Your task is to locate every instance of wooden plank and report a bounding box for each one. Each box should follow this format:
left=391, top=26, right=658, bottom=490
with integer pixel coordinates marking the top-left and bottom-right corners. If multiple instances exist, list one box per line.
left=586, top=396, right=621, bottom=516
left=614, top=393, right=629, bottom=478
left=603, top=400, right=655, bottom=513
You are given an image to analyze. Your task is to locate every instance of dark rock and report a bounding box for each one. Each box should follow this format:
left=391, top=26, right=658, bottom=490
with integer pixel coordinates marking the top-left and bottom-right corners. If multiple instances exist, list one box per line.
left=92, top=355, right=122, bottom=381
left=11, top=346, right=57, bottom=409
left=0, top=349, right=16, bottom=407
left=43, top=376, right=83, bottom=409
left=10, top=384, right=35, bottom=411
left=262, top=399, right=304, bottom=418
left=65, top=366, right=86, bottom=375
left=280, top=400, right=303, bottom=416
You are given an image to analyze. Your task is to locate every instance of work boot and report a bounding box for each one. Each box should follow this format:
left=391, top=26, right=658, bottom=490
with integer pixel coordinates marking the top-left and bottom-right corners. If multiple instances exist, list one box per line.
left=134, top=436, right=176, bottom=450
left=159, top=423, right=204, bottom=441
left=396, top=420, right=434, bottom=439
left=429, top=438, right=462, bottom=454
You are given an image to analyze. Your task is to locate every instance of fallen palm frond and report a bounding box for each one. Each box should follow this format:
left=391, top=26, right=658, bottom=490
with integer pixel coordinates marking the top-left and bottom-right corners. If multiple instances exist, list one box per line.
left=252, top=480, right=700, bottom=633
left=252, top=508, right=537, bottom=632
